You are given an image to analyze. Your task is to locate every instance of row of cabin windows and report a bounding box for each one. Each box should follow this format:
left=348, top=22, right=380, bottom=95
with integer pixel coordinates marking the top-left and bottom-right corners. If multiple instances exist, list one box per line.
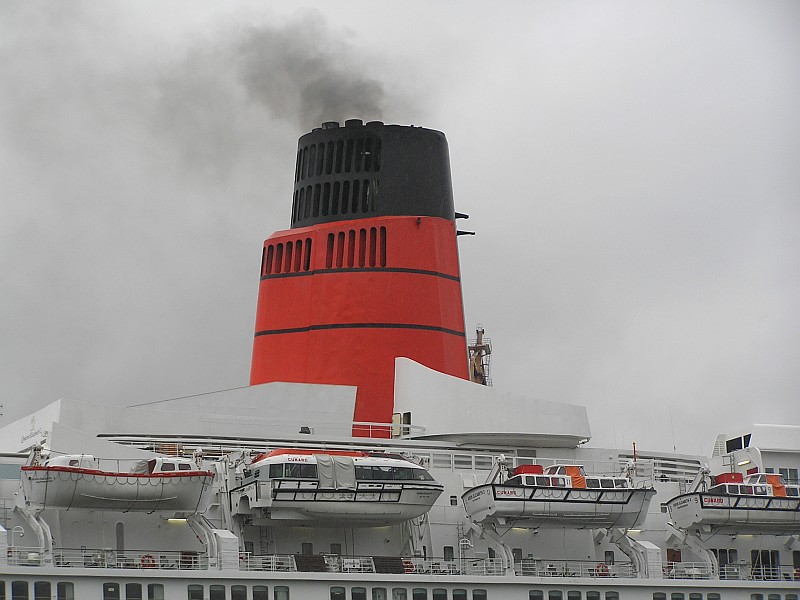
left=530, top=593, right=625, bottom=600
left=0, top=581, right=74, bottom=600
left=187, top=585, right=286, bottom=600
left=709, top=483, right=800, bottom=497
left=262, top=238, right=313, bottom=276
left=326, top=227, right=386, bottom=269
left=293, top=179, right=376, bottom=223
left=102, top=583, right=164, bottom=600
left=262, top=463, right=433, bottom=481
left=295, top=137, right=381, bottom=182
left=652, top=595, right=723, bottom=600
left=330, top=588, right=487, bottom=600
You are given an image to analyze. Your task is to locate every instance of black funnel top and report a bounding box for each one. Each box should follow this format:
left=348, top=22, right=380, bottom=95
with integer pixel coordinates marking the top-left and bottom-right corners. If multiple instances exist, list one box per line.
left=290, top=121, right=455, bottom=228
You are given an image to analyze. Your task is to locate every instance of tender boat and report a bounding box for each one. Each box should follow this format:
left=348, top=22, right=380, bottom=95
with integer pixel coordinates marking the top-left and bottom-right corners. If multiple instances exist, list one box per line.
left=462, top=464, right=656, bottom=529
left=667, top=471, right=800, bottom=535
left=20, top=453, right=215, bottom=513
left=229, top=449, right=443, bottom=525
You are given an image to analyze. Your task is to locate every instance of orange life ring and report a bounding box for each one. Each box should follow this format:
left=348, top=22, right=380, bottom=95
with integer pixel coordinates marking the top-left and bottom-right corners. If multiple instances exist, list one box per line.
left=140, top=554, right=157, bottom=569
left=596, top=562, right=609, bottom=577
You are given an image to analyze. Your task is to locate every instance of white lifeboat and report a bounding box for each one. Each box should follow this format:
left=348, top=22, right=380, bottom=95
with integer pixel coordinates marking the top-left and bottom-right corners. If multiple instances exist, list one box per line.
left=462, top=464, right=656, bottom=529
left=20, top=454, right=215, bottom=514
left=666, top=472, right=800, bottom=535
left=230, top=449, right=443, bottom=526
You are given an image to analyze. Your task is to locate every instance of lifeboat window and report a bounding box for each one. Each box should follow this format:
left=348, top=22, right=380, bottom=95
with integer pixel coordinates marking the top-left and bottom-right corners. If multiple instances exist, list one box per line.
left=231, top=586, right=247, bottom=600
left=269, top=464, right=284, bottom=479
left=473, top=592, right=488, bottom=600
left=274, top=587, right=290, bottom=600
left=373, top=466, right=393, bottom=480
left=786, top=487, right=799, bottom=496
left=252, top=586, right=268, bottom=600
left=148, top=584, right=164, bottom=600
left=391, top=467, right=413, bottom=480
left=552, top=477, right=567, bottom=488
left=285, top=463, right=318, bottom=479
left=753, top=485, right=767, bottom=495
left=69, top=459, right=79, bottom=466
left=330, top=588, right=346, bottom=600
left=598, top=479, right=612, bottom=489
left=506, top=476, right=522, bottom=486
left=353, top=589, right=367, bottom=600
left=586, top=478, right=600, bottom=488
left=355, top=466, right=373, bottom=480
left=412, top=590, right=428, bottom=600
left=160, top=462, right=176, bottom=472
left=533, top=476, right=548, bottom=486
left=525, top=476, right=537, bottom=485
left=412, top=469, right=434, bottom=481
left=178, top=463, right=191, bottom=470
left=614, top=479, right=628, bottom=488
left=549, top=592, right=563, bottom=600
left=125, top=584, right=142, bottom=600
left=742, top=485, right=754, bottom=494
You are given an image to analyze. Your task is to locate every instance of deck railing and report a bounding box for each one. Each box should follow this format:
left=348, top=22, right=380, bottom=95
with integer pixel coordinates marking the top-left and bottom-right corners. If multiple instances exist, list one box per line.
left=9, top=548, right=800, bottom=581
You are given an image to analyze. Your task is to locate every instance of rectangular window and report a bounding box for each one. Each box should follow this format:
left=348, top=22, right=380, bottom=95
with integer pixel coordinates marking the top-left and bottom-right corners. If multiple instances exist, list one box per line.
left=372, top=589, right=388, bottom=600
left=443, top=546, right=454, bottom=561
left=57, top=583, right=75, bottom=600
left=187, top=585, right=204, bottom=600
left=210, top=585, right=226, bottom=600
left=605, top=594, right=619, bottom=600
left=353, top=589, right=367, bottom=600
left=147, top=585, right=164, bottom=600
left=529, top=593, right=544, bottom=600
left=33, top=582, right=50, bottom=600
left=433, top=591, right=447, bottom=600
left=567, top=592, right=582, bottom=600
left=11, top=581, right=28, bottom=600
left=301, top=542, right=313, bottom=555
left=102, top=583, right=120, bottom=600
left=473, top=592, right=487, bottom=600
left=549, top=592, right=563, bottom=600
left=392, top=591, right=408, bottom=600
left=125, top=584, right=143, bottom=600
left=412, top=590, right=427, bottom=600
left=453, top=592, right=468, bottom=600
left=330, top=589, right=346, bottom=600
left=253, top=586, right=268, bottom=600
left=274, top=586, right=290, bottom=600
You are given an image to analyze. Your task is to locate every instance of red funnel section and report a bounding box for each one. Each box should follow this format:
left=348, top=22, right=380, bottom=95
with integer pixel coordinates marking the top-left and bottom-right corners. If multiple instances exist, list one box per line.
left=250, top=122, right=469, bottom=436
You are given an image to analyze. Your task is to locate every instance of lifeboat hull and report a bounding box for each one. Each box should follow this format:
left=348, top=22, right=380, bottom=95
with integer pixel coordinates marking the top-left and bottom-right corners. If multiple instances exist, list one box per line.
left=21, top=466, right=214, bottom=513
left=462, top=484, right=656, bottom=529
left=231, top=481, right=443, bottom=526
left=667, top=493, right=800, bottom=535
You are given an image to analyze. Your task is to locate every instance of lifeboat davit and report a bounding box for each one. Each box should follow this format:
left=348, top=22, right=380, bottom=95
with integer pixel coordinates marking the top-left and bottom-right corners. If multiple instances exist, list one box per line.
left=230, top=449, right=443, bottom=526
left=462, top=464, right=656, bottom=529
left=666, top=472, right=800, bottom=535
left=20, top=454, right=215, bottom=514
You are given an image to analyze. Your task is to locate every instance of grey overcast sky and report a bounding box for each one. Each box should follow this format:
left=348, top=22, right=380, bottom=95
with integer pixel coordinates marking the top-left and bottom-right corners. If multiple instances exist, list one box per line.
left=1, top=1, right=798, bottom=454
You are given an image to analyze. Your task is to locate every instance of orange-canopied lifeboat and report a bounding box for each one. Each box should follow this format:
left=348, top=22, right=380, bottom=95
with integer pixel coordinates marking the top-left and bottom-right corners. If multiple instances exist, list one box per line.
left=229, top=449, right=443, bottom=526
left=666, top=471, right=800, bottom=535
left=462, top=464, right=656, bottom=529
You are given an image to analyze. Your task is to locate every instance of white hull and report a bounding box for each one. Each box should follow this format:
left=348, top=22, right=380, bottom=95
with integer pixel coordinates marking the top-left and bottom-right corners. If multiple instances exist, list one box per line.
left=667, top=492, right=800, bottom=535
left=21, top=466, right=214, bottom=513
left=232, top=480, right=443, bottom=525
left=463, top=484, right=656, bottom=529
